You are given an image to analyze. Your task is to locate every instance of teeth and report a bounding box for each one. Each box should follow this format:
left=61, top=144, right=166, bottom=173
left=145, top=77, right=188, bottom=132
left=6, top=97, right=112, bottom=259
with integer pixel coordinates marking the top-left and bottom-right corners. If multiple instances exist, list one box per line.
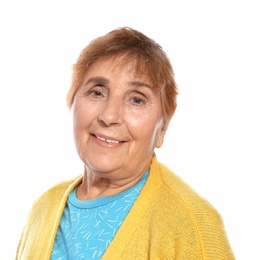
left=96, top=136, right=120, bottom=144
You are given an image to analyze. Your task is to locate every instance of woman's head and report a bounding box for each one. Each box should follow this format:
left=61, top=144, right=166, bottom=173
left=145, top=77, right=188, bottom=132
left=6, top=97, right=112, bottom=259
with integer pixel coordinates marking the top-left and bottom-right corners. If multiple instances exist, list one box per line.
left=72, top=56, right=166, bottom=179
left=67, top=27, right=178, bottom=127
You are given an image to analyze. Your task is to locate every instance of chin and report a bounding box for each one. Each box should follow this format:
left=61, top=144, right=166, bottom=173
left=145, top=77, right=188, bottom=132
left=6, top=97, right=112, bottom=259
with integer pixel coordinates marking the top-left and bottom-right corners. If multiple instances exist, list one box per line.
left=84, top=155, right=123, bottom=174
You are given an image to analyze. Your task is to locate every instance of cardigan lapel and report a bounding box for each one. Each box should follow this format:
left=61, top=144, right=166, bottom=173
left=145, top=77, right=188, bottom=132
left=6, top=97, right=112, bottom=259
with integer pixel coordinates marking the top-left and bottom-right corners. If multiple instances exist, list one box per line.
left=101, top=157, right=161, bottom=259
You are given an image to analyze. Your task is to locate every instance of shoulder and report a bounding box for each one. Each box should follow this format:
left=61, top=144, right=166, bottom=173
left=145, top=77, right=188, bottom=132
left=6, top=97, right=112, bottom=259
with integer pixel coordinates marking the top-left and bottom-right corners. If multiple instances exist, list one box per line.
left=149, top=156, right=224, bottom=237
left=151, top=157, right=217, bottom=215
left=31, top=175, right=82, bottom=212
left=148, top=157, right=235, bottom=258
left=16, top=175, right=83, bottom=259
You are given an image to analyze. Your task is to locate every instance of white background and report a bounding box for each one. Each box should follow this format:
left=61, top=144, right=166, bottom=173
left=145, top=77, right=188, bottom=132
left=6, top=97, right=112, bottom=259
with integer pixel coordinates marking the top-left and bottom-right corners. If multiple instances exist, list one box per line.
left=0, top=1, right=252, bottom=259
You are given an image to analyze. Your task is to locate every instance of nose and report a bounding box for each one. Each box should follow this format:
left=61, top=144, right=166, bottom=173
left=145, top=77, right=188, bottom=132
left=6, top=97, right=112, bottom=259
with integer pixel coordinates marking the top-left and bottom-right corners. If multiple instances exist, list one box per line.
left=98, top=98, right=123, bottom=126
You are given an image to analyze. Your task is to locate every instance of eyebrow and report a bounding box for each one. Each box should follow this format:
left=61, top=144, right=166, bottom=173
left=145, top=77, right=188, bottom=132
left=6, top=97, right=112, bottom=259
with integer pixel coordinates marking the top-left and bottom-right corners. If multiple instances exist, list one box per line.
left=84, top=77, right=109, bottom=86
left=84, top=77, right=151, bottom=89
left=128, top=80, right=151, bottom=89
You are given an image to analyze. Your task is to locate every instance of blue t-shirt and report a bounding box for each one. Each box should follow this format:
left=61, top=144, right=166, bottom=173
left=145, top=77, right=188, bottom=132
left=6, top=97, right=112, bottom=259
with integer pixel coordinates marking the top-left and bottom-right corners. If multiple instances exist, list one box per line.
left=51, top=170, right=149, bottom=260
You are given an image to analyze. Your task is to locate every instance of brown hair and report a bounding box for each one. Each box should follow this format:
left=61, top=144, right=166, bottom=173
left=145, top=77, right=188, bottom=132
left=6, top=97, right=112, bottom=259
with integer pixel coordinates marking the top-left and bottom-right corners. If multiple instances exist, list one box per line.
left=67, top=27, right=178, bottom=125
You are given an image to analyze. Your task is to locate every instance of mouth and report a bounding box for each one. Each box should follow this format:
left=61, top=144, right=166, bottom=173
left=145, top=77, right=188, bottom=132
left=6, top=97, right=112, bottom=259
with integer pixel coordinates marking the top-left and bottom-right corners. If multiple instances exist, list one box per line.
left=92, top=134, right=124, bottom=144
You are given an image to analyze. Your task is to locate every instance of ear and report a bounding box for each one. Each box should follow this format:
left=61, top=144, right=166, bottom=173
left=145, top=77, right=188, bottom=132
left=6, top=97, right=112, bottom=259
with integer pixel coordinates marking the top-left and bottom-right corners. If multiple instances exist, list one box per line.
left=155, top=122, right=168, bottom=148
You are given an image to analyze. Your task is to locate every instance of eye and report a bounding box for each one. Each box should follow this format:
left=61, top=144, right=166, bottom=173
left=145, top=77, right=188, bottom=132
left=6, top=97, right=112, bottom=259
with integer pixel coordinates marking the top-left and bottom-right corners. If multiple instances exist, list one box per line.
left=87, top=86, right=106, bottom=98
left=130, top=92, right=148, bottom=106
left=132, top=97, right=145, bottom=105
left=90, top=89, right=102, bottom=97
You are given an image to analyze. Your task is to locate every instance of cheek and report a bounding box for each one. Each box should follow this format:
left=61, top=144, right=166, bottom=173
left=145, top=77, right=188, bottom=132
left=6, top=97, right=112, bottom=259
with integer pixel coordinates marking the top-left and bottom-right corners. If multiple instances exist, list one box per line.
left=72, top=115, right=90, bottom=160
left=72, top=104, right=91, bottom=143
left=72, top=99, right=97, bottom=128
left=125, top=108, right=153, bottom=128
left=125, top=110, right=163, bottom=141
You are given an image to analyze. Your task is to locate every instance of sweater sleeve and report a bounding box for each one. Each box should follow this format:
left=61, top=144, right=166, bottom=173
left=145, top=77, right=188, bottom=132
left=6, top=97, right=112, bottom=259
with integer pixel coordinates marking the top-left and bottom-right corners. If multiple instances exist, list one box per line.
left=158, top=161, right=235, bottom=259
left=16, top=176, right=82, bottom=260
left=190, top=196, right=235, bottom=259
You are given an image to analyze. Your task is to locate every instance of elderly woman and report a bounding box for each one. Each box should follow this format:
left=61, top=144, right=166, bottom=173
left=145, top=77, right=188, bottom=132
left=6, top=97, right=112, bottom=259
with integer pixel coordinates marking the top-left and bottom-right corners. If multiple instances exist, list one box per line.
left=16, top=27, right=234, bottom=259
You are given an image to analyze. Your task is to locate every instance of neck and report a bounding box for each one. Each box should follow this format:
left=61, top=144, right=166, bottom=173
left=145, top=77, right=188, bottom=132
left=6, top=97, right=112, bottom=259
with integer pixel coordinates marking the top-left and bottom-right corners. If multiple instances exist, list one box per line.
left=76, top=166, right=148, bottom=200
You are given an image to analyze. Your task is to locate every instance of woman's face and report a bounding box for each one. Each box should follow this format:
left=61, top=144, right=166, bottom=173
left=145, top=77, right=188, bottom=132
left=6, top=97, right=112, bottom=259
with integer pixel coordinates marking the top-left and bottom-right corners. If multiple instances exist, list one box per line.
left=72, top=57, right=166, bottom=181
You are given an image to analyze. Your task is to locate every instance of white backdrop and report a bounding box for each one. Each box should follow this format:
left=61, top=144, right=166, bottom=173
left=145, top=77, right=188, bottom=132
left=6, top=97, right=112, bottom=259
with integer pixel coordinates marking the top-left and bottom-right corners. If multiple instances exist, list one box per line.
left=0, top=1, right=252, bottom=259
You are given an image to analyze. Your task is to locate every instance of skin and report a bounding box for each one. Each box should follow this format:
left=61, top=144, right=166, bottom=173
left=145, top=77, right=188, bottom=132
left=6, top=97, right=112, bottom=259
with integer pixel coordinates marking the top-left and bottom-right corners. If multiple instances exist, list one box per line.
left=72, top=56, right=167, bottom=200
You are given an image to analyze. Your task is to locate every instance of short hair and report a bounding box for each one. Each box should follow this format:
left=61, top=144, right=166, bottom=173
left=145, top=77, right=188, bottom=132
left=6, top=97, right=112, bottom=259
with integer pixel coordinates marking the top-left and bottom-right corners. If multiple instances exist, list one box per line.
left=67, top=27, right=178, bottom=125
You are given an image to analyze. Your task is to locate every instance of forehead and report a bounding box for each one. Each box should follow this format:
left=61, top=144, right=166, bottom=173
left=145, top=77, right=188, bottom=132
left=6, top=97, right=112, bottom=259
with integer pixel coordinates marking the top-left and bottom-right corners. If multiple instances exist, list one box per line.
left=85, top=56, right=153, bottom=86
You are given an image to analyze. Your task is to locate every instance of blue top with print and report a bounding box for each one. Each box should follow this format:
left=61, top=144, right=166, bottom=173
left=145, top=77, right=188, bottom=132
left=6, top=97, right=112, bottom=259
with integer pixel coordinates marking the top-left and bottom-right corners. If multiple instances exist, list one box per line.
left=51, top=170, right=149, bottom=260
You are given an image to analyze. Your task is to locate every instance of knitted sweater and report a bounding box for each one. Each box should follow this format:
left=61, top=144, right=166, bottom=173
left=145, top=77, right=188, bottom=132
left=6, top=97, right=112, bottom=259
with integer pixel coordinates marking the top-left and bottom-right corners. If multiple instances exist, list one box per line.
left=16, top=157, right=235, bottom=259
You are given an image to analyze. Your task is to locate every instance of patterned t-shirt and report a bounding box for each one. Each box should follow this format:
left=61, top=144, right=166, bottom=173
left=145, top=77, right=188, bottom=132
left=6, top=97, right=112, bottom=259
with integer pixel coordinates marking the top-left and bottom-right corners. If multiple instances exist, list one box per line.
left=51, top=170, right=149, bottom=260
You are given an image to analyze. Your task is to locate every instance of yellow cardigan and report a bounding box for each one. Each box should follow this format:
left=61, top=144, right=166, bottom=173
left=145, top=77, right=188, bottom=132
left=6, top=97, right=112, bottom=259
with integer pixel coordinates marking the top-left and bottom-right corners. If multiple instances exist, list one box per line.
left=16, top=157, right=235, bottom=259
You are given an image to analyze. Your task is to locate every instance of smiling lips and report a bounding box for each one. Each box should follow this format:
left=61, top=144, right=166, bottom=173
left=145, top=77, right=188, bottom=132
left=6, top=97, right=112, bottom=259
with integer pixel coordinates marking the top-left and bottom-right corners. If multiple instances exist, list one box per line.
left=93, top=134, right=123, bottom=144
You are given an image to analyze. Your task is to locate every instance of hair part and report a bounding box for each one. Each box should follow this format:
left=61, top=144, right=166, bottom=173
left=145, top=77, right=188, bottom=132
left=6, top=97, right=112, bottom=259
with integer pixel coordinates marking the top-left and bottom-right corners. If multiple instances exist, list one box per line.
left=67, top=27, right=178, bottom=125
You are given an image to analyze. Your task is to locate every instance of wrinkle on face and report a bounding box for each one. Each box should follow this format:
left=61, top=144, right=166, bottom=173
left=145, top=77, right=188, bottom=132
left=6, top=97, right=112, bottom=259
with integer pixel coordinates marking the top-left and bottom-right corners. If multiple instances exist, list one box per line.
left=71, top=57, right=167, bottom=199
